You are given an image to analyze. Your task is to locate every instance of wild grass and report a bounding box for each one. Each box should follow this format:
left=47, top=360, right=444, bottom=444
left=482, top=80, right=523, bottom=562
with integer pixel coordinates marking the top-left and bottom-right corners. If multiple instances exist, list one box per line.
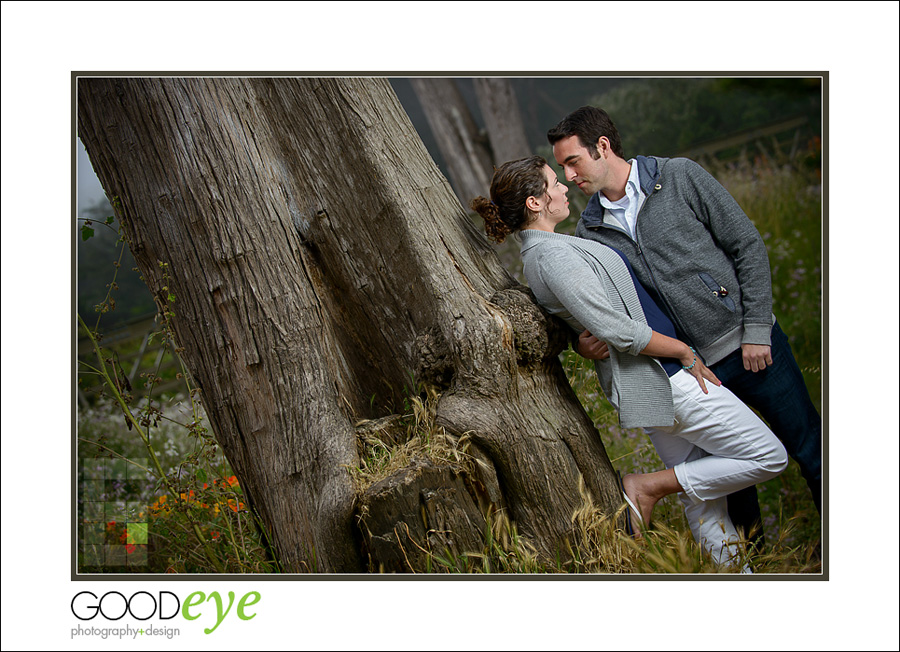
left=349, top=390, right=474, bottom=495
left=348, top=378, right=820, bottom=575
left=77, top=394, right=278, bottom=574
left=714, top=152, right=823, bottom=409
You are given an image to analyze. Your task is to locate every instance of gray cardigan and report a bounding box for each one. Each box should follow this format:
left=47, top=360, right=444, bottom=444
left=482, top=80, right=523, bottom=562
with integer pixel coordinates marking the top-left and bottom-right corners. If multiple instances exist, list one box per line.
left=519, top=229, right=675, bottom=429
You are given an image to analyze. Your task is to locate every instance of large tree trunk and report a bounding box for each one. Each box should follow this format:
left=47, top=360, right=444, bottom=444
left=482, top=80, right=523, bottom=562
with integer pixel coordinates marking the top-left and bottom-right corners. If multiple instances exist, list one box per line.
left=77, top=77, right=623, bottom=573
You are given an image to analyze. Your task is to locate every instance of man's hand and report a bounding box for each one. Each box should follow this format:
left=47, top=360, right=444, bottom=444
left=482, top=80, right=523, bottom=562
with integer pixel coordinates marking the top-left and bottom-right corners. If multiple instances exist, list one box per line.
left=742, top=343, right=773, bottom=372
left=577, top=330, right=610, bottom=360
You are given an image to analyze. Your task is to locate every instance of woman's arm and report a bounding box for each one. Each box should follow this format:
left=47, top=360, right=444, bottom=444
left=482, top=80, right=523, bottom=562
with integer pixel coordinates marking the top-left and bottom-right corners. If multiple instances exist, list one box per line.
left=534, top=248, right=654, bottom=356
left=579, top=328, right=722, bottom=394
left=642, top=331, right=721, bottom=394
left=535, top=245, right=720, bottom=393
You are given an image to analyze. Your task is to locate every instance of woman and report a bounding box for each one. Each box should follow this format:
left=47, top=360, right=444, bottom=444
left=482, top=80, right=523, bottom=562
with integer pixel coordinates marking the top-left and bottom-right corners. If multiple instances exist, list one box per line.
left=471, top=156, right=787, bottom=570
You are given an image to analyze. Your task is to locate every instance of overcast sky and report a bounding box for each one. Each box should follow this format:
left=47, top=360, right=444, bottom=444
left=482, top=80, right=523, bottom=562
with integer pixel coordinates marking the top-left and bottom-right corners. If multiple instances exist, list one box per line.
left=77, top=140, right=106, bottom=214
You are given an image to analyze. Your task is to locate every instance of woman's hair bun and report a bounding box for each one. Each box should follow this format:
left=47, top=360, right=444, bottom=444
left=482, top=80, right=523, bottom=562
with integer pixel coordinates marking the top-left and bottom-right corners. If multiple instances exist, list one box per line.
left=471, top=196, right=512, bottom=243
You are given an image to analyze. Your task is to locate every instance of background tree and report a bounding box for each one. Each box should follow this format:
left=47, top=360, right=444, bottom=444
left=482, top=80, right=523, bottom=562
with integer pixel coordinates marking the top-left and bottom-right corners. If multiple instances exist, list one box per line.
left=77, top=77, right=624, bottom=572
left=409, top=78, right=531, bottom=203
left=410, top=77, right=495, bottom=201
left=472, top=78, right=531, bottom=164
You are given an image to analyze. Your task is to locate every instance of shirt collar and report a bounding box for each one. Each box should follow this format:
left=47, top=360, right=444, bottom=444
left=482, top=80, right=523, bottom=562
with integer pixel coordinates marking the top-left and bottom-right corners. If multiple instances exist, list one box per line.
left=598, top=159, right=641, bottom=209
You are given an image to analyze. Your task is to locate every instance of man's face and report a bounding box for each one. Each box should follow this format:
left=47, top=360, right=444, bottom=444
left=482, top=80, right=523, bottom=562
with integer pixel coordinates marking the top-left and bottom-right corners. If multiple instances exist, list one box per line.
left=552, top=135, right=609, bottom=196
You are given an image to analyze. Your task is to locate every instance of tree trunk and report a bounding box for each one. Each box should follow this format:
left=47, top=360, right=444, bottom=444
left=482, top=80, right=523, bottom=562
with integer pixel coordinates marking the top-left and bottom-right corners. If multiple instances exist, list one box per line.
left=409, top=78, right=494, bottom=202
left=473, top=78, right=532, bottom=163
left=77, top=76, right=623, bottom=573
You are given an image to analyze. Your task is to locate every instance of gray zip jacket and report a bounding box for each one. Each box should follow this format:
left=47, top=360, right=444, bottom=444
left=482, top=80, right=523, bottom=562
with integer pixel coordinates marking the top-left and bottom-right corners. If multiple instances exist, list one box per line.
left=576, top=156, right=774, bottom=366
left=520, top=229, right=675, bottom=429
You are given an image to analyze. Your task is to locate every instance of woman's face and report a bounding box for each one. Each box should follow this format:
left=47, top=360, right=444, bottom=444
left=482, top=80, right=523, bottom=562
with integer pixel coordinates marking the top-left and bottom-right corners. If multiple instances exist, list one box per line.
left=542, top=165, right=570, bottom=221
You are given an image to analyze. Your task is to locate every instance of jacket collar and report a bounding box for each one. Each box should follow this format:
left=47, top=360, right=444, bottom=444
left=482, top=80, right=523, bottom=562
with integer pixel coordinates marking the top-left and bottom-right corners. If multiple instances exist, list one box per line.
left=580, top=156, right=661, bottom=229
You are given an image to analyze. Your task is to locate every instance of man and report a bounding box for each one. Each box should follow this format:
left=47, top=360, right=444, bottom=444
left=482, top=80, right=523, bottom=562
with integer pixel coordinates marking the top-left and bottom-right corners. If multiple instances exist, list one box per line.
left=548, top=106, right=821, bottom=544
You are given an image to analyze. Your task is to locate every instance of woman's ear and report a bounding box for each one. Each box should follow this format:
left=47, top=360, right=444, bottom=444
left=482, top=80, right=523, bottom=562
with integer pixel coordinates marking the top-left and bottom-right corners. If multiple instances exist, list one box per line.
left=525, top=195, right=542, bottom=212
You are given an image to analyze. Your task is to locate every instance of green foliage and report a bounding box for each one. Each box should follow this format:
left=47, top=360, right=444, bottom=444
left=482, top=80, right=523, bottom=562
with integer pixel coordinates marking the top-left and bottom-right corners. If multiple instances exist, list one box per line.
left=77, top=198, right=155, bottom=329
left=78, top=396, right=278, bottom=574
left=592, top=78, right=821, bottom=158
left=711, top=152, right=822, bottom=409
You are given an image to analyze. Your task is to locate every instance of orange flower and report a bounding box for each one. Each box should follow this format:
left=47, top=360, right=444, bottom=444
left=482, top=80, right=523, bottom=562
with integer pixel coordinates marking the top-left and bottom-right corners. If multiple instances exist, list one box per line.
left=226, top=498, right=246, bottom=513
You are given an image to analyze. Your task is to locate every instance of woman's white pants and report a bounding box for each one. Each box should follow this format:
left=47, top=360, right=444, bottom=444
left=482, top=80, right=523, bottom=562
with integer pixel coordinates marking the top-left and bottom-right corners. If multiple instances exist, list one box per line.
left=645, top=370, right=788, bottom=568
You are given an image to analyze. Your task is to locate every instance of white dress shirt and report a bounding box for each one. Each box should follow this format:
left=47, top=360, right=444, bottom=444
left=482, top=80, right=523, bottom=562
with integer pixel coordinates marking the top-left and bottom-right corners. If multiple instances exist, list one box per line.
left=598, top=159, right=645, bottom=240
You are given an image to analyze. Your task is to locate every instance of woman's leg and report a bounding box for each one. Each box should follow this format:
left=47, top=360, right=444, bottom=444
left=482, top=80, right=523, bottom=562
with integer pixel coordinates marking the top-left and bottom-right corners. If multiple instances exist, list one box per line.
left=624, top=371, right=785, bottom=568
left=663, top=370, right=788, bottom=504
left=635, top=430, right=744, bottom=567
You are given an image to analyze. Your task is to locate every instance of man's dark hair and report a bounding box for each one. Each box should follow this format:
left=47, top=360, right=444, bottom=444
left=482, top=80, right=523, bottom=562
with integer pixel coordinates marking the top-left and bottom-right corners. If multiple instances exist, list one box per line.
left=547, top=106, right=625, bottom=159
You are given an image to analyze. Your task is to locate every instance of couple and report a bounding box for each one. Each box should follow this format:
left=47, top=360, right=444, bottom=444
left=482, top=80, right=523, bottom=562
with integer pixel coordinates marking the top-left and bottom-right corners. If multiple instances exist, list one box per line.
left=471, top=106, right=822, bottom=569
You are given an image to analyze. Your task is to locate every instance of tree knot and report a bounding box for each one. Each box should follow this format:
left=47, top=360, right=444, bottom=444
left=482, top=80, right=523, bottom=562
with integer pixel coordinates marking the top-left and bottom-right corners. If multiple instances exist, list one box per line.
left=489, top=286, right=568, bottom=366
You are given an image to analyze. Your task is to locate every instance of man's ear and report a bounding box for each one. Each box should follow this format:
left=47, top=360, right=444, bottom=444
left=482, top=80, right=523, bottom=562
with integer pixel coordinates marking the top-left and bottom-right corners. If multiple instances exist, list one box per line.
left=595, top=136, right=609, bottom=158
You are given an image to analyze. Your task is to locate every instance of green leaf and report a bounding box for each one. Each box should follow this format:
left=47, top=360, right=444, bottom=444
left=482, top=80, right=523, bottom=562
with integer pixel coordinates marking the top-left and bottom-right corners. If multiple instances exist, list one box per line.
left=197, top=469, right=207, bottom=484
left=105, top=216, right=115, bottom=225
left=81, top=225, right=95, bottom=241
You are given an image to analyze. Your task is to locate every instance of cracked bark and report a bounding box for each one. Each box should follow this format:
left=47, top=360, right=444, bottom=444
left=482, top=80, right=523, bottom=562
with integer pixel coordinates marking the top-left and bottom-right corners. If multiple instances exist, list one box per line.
left=77, top=76, right=624, bottom=572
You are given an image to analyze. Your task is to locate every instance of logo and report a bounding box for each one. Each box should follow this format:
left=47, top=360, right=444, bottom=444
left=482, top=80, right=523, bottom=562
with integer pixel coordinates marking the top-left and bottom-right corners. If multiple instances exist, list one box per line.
left=71, top=590, right=260, bottom=636
left=72, top=591, right=179, bottom=621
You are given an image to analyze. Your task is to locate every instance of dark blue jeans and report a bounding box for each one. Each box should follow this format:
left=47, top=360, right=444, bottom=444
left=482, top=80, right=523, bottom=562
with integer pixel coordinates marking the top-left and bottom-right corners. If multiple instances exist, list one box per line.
left=709, top=321, right=822, bottom=541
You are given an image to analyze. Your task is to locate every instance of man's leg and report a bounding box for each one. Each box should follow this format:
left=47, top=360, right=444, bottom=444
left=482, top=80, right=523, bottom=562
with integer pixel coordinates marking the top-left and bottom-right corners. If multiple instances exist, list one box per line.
left=710, top=321, right=822, bottom=513
left=723, top=485, right=765, bottom=546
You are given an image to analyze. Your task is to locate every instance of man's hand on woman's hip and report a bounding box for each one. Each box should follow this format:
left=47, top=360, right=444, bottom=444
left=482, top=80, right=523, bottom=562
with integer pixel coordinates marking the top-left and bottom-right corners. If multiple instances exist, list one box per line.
left=577, top=330, right=610, bottom=360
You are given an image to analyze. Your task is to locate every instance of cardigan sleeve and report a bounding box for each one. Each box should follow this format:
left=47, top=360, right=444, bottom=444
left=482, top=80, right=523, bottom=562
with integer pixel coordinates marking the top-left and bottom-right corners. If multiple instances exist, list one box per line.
left=532, top=246, right=653, bottom=356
